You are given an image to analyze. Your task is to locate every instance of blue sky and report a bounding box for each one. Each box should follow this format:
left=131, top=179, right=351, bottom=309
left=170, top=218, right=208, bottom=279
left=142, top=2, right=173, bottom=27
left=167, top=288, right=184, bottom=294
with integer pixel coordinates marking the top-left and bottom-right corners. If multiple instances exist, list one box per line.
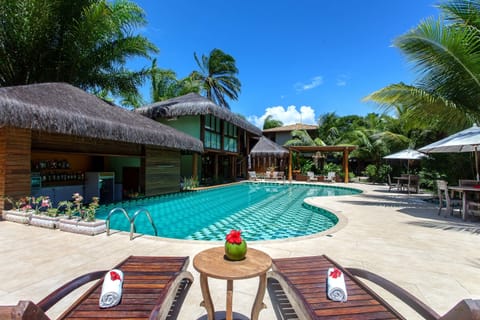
left=131, top=0, right=439, bottom=127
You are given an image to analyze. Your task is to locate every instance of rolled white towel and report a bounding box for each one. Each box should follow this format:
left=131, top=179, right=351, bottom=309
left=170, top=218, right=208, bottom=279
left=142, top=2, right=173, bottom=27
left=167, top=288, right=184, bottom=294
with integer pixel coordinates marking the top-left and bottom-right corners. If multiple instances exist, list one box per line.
left=327, top=267, right=348, bottom=302
left=99, top=269, right=124, bottom=308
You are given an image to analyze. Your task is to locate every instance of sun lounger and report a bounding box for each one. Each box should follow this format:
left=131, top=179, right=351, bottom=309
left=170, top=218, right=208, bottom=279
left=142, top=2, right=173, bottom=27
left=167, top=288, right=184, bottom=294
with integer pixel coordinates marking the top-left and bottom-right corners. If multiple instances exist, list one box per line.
left=267, top=255, right=480, bottom=320
left=0, top=256, right=193, bottom=320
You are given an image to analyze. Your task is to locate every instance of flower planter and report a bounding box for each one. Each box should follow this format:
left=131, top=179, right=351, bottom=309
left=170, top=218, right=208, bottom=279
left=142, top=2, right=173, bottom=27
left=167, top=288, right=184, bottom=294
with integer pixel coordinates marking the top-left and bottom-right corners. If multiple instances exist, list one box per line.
left=59, top=218, right=106, bottom=236
left=30, top=214, right=61, bottom=229
left=2, top=209, right=33, bottom=224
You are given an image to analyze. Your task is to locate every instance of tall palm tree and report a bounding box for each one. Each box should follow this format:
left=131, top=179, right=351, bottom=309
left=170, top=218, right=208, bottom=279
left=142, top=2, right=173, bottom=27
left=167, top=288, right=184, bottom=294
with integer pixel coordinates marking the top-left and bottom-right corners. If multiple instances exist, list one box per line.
left=0, top=0, right=158, bottom=100
left=364, top=0, right=480, bottom=133
left=191, top=48, right=241, bottom=109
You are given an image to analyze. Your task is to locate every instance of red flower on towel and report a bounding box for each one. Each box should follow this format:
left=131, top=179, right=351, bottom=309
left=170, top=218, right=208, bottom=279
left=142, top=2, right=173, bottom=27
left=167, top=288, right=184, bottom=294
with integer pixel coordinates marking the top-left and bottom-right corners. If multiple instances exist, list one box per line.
left=226, top=229, right=243, bottom=244
left=110, top=271, right=121, bottom=281
left=329, top=268, right=342, bottom=279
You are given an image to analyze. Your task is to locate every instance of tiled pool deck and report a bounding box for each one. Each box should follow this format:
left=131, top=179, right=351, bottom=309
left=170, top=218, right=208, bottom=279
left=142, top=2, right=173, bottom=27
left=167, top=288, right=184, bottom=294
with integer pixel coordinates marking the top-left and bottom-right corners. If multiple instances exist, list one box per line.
left=1, top=182, right=479, bottom=319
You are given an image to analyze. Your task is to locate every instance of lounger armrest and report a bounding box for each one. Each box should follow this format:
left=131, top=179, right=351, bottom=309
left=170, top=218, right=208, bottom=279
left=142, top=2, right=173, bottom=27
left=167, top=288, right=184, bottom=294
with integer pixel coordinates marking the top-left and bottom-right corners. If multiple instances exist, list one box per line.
left=439, top=299, right=480, bottom=320
left=267, top=271, right=317, bottom=320
left=36, top=270, right=107, bottom=312
left=346, top=267, right=440, bottom=320
left=149, top=271, right=194, bottom=320
left=0, top=300, right=50, bottom=320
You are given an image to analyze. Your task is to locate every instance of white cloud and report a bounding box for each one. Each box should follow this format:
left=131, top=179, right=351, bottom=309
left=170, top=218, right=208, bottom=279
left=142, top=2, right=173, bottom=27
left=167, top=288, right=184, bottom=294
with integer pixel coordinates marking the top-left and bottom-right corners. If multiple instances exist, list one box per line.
left=247, top=105, right=316, bottom=128
left=294, top=76, right=323, bottom=92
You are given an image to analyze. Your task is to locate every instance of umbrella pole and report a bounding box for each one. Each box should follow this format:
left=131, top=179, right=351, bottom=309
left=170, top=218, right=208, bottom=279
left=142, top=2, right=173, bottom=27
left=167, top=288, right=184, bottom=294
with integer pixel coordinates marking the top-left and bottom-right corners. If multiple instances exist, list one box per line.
left=476, top=146, right=479, bottom=181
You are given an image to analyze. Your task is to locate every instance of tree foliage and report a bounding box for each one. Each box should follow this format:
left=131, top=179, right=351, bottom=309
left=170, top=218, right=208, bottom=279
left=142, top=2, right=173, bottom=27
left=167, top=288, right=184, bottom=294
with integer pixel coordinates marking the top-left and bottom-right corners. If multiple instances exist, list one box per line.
left=364, top=0, right=480, bottom=133
left=0, top=0, right=158, bottom=99
left=263, top=115, right=283, bottom=129
left=191, top=48, right=241, bottom=109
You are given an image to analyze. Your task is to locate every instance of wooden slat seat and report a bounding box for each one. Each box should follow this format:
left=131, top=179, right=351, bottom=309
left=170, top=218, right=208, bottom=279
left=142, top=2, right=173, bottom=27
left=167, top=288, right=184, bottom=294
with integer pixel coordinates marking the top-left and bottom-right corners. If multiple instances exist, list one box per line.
left=268, top=255, right=405, bottom=319
left=267, top=255, right=480, bottom=320
left=0, top=256, right=193, bottom=320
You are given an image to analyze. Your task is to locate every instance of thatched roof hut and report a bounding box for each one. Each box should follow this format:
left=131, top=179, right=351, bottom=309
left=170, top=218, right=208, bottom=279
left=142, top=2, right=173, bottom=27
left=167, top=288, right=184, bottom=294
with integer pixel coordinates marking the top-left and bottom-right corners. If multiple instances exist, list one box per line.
left=0, top=83, right=203, bottom=152
left=250, top=136, right=289, bottom=157
left=135, top=93, right=262, bottom=136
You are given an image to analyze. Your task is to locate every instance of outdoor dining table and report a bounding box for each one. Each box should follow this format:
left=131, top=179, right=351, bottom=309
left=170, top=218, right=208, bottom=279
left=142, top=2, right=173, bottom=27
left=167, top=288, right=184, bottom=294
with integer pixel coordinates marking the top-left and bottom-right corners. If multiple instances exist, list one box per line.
left=447, top=185, right=480, bottom=221
left=394, top=175, right=419, bottom=194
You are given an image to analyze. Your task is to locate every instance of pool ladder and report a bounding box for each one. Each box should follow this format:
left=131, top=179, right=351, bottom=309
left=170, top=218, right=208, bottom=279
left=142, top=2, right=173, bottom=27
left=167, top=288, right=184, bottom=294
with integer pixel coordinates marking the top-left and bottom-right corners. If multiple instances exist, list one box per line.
left=105, top=207, right=158, bottom=240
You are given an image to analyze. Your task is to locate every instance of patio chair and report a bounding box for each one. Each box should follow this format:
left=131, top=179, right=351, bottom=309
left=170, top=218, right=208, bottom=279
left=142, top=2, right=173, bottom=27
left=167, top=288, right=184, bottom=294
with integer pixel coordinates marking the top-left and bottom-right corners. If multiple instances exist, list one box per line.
left=388, top=174, right=402, bottom=192
left=267, top=255, right=480, bottom=320
left=436, top=180, right=461, bottom=217
left=325, top=171, right=336, bottom=182
left=248, top=171, right=257, bottom=181
left=0, top=256, right=193, bottom=320
left=306, top=171, right=318, bottom=182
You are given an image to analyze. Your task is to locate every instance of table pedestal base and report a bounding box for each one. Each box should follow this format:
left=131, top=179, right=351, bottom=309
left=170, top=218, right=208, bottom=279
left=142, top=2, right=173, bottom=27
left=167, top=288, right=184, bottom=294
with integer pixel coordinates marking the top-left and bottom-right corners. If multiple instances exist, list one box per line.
left=197, top=311, right=249, bottom=320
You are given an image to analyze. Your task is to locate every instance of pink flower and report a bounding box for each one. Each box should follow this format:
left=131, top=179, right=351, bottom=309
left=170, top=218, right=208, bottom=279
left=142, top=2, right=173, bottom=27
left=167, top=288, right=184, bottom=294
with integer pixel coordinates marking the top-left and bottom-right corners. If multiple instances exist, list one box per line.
left=226, top=230, right=243, bottom=244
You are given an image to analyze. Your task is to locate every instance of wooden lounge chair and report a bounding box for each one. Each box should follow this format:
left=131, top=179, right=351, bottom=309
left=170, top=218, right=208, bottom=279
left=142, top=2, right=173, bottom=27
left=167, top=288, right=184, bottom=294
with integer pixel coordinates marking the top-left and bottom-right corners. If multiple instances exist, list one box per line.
left=267, top=255, right=480, bottom=320
left=0, top=256, right=194, bottom=320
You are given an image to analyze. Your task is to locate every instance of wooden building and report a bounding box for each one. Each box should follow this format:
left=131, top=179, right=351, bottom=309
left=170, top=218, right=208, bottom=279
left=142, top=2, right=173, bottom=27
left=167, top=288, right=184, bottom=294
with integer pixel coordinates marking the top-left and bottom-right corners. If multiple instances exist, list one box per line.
left=0, top=83, right=203, bottom=210
left=136, top=93, right=262, bottom=185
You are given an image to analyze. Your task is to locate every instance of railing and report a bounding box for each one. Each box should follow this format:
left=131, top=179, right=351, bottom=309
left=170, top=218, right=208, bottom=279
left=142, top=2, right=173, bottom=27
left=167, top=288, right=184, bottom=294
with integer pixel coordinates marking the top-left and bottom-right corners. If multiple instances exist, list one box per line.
left=105, top=207, right=157, bottom=240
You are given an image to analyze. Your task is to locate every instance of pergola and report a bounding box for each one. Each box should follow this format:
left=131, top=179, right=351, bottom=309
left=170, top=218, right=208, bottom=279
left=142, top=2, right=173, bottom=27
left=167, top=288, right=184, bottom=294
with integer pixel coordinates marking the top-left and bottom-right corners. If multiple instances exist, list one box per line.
left=287, top=145, right=358, bottom=183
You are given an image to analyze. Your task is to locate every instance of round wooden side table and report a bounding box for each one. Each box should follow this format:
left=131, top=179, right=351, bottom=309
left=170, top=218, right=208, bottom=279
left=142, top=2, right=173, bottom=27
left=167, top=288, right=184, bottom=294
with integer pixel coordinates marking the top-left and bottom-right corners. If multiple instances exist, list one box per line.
left=193, top=246, right=272, bottom=320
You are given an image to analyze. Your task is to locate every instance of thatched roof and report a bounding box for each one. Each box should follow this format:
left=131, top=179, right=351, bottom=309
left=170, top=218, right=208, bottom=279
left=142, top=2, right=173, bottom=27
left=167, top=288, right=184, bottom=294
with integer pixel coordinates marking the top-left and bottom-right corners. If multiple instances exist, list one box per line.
left=250, top=136, right=289, bottom=158
left=263, top=123, right=318, bottom=133
left=136, top=93, right=263, bottom=136
left=0, top=83, right=203, bottom=152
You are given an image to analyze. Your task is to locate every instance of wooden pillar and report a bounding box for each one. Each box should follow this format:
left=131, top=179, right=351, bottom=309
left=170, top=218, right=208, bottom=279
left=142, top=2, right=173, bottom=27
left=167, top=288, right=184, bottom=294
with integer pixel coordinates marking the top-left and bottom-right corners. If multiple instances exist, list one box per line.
left=0, top=128, right=31, bottom=211
left=343, top=148, right=349, bottom=183
left=231, top=155, right=235, bottom=180
left=288, top=150, right=293, bottom=181
left=214, top=154, right=219, bottom=180
left=192, top=153, right=198, bottom=180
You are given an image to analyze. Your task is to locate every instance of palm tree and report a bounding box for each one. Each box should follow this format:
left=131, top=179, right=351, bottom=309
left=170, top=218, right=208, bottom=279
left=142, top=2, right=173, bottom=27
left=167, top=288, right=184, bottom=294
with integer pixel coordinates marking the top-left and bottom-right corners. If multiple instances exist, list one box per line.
left=284, top=130, right=325, bottom=147
left=191, top=48, right=241, bottom=109
left=0, top=0, right=158, bottom=100
left=149, top=59, right=201, bottom=102
left=263, top=115, right=283, bottom=129
left=364, top=0, right=480, bottom=133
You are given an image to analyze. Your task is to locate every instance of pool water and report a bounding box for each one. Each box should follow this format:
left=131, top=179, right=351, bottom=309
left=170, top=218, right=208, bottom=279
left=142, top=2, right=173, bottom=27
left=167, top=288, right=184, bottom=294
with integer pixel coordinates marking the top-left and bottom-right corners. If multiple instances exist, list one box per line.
left=96, top=182, right=361, bottom=241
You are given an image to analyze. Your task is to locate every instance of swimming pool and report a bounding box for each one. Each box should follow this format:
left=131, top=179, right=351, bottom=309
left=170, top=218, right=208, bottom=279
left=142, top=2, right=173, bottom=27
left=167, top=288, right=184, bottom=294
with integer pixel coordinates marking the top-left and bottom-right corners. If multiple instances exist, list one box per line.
left=96, top=182, right=361, bottom=241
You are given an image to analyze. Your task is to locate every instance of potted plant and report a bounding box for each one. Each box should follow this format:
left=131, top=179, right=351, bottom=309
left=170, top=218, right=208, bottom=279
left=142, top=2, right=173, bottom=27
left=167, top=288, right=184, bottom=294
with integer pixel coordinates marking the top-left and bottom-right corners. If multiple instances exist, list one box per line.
left=30, top=196, right=62, bottom=229
left=59, top=193, right=106, bottom=235
left=2, top=196, right=34, bottom=224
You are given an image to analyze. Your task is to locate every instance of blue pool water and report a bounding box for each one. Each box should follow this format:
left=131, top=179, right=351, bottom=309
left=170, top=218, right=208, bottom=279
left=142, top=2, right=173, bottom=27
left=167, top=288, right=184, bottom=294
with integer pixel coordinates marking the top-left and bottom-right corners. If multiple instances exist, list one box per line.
left=96, top=182, right=361, bottom=241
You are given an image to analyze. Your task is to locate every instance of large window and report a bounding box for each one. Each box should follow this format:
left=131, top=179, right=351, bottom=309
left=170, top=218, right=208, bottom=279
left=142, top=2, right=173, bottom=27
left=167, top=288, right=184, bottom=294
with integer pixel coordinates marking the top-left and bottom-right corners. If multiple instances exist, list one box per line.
left=224, top=122, right=238, bottom=152
left=204, top=115, right=221, bottom=149
left=203, top=115, right=238, bottom=152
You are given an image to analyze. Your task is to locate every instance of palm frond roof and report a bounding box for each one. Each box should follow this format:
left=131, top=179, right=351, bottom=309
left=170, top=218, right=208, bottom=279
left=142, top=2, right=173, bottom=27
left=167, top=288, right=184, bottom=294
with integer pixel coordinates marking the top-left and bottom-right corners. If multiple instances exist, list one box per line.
left=136, top=93, right=262, bottom=136
left=250, top=136, right=289, bottom=157
left=0, top=83, right=203, bottom=152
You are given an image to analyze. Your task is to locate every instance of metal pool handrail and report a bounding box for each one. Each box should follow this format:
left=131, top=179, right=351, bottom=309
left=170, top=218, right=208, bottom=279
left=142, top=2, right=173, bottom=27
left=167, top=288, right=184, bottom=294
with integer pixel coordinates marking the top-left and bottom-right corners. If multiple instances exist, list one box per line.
left=131, top=208, right=158, bottom=238
left=105, top=207, right=158, bottom=240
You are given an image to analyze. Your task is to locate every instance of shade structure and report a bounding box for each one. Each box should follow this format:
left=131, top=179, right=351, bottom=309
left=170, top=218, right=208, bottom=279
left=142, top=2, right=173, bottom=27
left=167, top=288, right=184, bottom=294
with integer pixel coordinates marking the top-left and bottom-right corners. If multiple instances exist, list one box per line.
left=384, top=148, right=427, bottom=160
left=418, top=124, right=480, bottom=180
left=384, top=148, right=427, bottom=174
left=249, top=136, right=289, bottom=170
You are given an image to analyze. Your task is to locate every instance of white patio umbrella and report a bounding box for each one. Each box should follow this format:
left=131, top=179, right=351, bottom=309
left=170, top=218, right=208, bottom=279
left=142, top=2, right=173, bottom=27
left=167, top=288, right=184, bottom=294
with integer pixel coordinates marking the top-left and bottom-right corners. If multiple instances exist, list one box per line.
left=418, top=124, right=480, bottom=180
left=383, top=148, right=427, bottom=173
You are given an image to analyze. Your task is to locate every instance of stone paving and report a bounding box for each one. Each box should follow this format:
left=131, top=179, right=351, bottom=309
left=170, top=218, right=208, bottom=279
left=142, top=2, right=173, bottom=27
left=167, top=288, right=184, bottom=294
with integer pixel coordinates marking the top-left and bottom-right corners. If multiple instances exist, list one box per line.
left=0, top=182, right=479, bottom=319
